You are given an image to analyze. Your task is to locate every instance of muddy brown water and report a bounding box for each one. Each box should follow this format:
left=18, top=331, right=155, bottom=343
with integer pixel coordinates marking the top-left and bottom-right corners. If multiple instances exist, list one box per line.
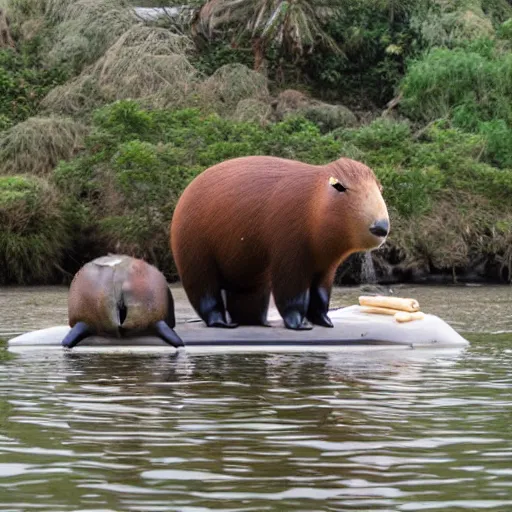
left=0, top=284, right=511, bottom=511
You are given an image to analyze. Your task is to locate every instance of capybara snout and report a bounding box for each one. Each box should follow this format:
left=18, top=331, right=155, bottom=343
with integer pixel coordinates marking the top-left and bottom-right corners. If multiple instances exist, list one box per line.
left=369, top=218, right=389, bottom=238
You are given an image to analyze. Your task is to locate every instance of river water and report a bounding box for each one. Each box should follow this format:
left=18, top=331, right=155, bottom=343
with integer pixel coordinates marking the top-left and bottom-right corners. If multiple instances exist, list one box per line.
left=0, top=284, right=511, bottom=511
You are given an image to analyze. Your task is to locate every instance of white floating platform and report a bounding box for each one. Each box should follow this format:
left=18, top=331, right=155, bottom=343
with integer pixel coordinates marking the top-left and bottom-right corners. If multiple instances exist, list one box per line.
left=7, top=306, right=469, bottom=354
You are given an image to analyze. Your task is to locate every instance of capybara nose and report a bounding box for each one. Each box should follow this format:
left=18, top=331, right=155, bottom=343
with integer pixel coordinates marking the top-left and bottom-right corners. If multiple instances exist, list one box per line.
left=369, top=219, right=389, bottom=238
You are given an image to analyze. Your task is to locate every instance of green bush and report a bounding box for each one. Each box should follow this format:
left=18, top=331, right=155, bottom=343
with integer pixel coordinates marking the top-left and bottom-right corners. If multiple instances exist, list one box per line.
left=478, top=119, right=512, bottom=167
left=0, top=49, right=67, bottom=123
left=497, top=18, right=512, bottom=39
left=377, top=165, right=445, bottom=217
left=336, top=118, right=412, bottom=166
left=0, top=115, right=12, bottom=131
left=400, top=44, right=512, bottom=167
left=400, top=48, right=498, bottom=122
left=0, top=175, right=72, bottom=284
left=50, top=101, right=512, bottom=281
left=302, top=1, right=422, bottom=106
left=86, top=100, right=349, bottom=165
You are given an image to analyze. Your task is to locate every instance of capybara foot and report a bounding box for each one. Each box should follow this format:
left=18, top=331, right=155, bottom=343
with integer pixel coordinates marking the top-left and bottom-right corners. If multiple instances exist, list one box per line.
left=308, top=311, right=334, bottom=328
left=154, top=320, right=184, bottom=348
left=283, top=312, right=313, bottom=330
left=208, top=319, right=239, bottom=328
left=61, top=321, right=93, bottom=348
left=205, top=311, right=238, bottom=328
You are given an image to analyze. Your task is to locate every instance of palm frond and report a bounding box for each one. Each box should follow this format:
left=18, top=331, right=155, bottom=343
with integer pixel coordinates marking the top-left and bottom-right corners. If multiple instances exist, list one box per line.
left=194, top=0, right=344, bottom=59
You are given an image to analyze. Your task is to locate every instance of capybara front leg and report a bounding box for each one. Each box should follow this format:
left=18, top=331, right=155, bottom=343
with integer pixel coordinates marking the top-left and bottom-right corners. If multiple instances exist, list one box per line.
left=272, top=261, right=312, bottom=330
left=307, top=269, right=336, bottom=328
left=61, top=321, right=94, bottom=348
left=226, top=286, right=271, bottom=326
left=274, top=288, right=312, bottom=330
left=154, top=320, right=185, bottom=348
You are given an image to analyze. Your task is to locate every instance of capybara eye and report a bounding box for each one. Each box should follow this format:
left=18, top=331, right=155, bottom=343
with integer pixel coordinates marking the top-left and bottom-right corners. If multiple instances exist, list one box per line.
left=329, top=176, right=347, bottom=193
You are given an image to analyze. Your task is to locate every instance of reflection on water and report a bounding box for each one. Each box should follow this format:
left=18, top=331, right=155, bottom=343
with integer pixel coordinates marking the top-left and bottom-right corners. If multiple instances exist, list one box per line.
left=0, top=285, right=512, bottom=511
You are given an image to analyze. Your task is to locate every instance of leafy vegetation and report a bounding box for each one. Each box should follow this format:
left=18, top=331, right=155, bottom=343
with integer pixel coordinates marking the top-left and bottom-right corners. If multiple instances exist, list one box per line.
left=400, top=41, right=512, bottom=168
left=53, top=101, right=353, bottom=277
left=50, top=101, right=512, bottom=282
left=0, top=48, right=67, bottom=124
left=0, top=0, right=511, bottom=284
left=0, top=175, right=73, bottom=284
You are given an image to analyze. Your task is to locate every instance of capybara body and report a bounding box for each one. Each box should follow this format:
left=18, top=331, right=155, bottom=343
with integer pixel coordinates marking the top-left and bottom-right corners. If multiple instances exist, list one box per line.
left=61, top=254, right=183, bottom=348
left=170, top=156, right=389, bottom=330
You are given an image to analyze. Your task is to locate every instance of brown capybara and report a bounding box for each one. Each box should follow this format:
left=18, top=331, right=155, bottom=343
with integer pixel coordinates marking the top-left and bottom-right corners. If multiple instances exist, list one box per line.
left=170, top=156, right=389, bottom=331
left=61, top=254, right=183, bottom=348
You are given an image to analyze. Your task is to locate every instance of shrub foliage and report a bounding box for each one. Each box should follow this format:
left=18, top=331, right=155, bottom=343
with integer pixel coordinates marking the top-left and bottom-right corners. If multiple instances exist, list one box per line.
left=0, top=0, right=512, bottom=284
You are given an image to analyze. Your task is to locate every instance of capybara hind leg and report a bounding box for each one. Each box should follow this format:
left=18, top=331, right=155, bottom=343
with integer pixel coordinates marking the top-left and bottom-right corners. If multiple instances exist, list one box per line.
left=226, top=287, right=271, bottom=326
left=184, top=273, right=237, bottom=328
left=154, top=320, right=184, bottom=348
left=307, top=269, right=336, bottom=328
left=194, top=291, right=238, bottom=328
left=61, top=322, right=94, bottom=348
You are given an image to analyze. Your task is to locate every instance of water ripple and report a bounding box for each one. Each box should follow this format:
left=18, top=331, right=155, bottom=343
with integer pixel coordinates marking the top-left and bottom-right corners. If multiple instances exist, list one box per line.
left=1, top=286, right=512, bottom=511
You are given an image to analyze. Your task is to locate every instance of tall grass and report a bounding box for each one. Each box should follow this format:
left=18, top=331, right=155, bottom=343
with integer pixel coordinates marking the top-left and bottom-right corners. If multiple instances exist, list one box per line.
left=0, top=175, right=72, bottom=284
left=400, top=44, right=512, bottom=167
left=94, top=25, right=197, bottom=102
left=195, top=63, right=270, bottom=114
left=0, top=116, right=88, bottom=175
left=401, top=48, right=500, bottom=121
left=45, top=0, right=136, bottom=72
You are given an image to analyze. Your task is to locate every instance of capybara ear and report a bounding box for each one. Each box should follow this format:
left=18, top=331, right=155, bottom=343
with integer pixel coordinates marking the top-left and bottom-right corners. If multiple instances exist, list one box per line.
left=329, top=176, right=347, bottom=193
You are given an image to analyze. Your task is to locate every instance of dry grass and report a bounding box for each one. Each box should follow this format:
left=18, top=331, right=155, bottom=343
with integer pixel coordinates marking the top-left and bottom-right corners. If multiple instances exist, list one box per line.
left=43, top=25, right=198, bottom=114
left=196, top=63, right=270, bottom=114
left=45, top=0, right=136, bottom=70
left=44, top=59, right=270, bottom=117
left=3, top=0, right=45, bottom=26
left=0, top=116, right=88, bottom=175
left=411, top=5, right=494, bottom=48
left=232, top=98, right=272, bottom=124
left=41, top=73, right=105, bottom=116
left=93, top=25, right=197, bottom=101
left=273, top=88, right=357, bottom=130
left=388, top=193, right=512, bottom=280
left=273, top=89, right=311, bottom=118
left=0, top=6, right=14, bottom=47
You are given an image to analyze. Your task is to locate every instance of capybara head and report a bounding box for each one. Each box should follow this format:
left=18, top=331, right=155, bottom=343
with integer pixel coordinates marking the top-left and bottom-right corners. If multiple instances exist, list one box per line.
left=321, top=158, right=389, bottom=254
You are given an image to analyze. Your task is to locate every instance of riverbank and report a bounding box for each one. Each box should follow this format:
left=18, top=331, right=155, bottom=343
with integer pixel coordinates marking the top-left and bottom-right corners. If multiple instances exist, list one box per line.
left=0, top=1, right=511, bottom=285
